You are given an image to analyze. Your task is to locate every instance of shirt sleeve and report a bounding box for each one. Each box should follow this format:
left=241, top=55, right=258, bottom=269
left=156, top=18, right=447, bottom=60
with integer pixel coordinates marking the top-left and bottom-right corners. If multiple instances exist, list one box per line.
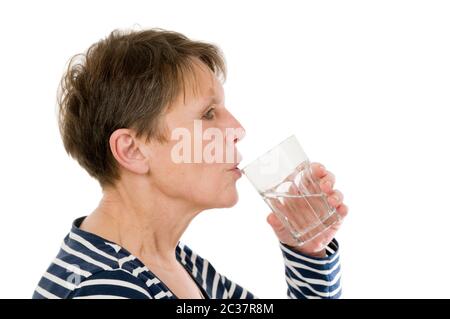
left=215, top=239, right=341, bottom=299
left=67, top=269, right=152, bottom=299
left=219, top=274, right=257, bottom=299
left=280, top=239, right=342, bottom=299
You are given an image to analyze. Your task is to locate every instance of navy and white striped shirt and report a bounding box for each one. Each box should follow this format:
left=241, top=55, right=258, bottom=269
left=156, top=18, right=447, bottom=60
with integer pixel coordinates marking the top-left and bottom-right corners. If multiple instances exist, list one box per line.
left=33, top=217, right=342, bottom=299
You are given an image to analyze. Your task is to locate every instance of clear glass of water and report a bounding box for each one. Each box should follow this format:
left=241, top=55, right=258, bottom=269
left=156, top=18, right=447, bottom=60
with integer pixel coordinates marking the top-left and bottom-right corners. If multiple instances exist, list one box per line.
left=242, top=135, right=340, bottom=246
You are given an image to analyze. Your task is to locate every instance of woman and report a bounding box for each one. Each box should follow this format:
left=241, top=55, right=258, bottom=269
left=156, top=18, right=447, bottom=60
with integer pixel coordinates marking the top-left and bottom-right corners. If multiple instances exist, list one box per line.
left=33, top=28, right=348, bottom=299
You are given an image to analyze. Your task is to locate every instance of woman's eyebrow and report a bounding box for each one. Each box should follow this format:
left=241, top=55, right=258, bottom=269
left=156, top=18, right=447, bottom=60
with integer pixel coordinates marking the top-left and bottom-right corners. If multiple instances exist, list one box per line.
left=199, top=95, right=219, bottom=112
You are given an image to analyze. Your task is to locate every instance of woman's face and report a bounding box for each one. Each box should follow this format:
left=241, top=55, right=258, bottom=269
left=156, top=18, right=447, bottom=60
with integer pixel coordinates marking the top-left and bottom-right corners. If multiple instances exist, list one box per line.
left=144, top=60, right=245, bottom=211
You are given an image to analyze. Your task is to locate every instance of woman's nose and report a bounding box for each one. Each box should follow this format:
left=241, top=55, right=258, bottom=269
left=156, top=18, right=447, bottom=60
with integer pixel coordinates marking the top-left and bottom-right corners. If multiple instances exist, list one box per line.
left=227, top=111, right=246, bottom=143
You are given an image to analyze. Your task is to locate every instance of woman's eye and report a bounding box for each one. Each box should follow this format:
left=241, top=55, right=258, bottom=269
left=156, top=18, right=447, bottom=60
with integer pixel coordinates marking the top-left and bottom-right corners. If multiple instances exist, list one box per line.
left=202, top=108, right=216, bottom=120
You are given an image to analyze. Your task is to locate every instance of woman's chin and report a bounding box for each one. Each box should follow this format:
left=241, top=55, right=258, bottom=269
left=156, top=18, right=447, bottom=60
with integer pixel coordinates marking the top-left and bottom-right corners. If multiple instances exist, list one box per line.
left=220, top=190, right=239, bottom=208
left=199, top=186, right=239, bottom=209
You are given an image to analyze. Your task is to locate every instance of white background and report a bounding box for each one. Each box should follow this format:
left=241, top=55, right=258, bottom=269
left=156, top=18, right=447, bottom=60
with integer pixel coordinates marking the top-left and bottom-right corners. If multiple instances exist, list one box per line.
left=1, top=0, right=449, bottom=299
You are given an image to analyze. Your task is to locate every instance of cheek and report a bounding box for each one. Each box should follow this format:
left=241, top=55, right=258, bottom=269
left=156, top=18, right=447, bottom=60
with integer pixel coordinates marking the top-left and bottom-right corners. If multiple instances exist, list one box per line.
left=196, top=166, right=239, bottom=207
left=150, top=153, right=238, bottom=208
left=185, top=165, right=237, bottom=205
left=154, top=163, right=221, bottom=200
left=190, top=166, right=224, bottom=195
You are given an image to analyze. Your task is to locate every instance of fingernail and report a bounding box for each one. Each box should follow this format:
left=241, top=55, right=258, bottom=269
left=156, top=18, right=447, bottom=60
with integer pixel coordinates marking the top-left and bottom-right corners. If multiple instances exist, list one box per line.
left=333, top=194, right=340, bottom=202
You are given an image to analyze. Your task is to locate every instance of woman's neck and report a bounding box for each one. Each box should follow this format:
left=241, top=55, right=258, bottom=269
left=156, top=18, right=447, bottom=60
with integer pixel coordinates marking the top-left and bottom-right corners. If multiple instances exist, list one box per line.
left=80, top=182, right=200, bottom=267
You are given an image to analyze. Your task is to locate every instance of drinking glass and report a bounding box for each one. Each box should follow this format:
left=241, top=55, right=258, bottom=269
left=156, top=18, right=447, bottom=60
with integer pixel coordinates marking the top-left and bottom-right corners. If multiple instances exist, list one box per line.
left=242, top=135, right=340, bottom=246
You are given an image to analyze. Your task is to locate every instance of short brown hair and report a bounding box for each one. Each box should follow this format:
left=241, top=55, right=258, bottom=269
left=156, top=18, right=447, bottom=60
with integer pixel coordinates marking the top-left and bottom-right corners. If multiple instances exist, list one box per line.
left=57, top=28, right=226, bottom=187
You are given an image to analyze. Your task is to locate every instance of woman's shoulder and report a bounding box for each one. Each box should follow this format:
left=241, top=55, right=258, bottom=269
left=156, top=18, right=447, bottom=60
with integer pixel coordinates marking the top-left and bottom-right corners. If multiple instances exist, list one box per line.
left=33, top=218, right=225, bottom=299
left=33, top=217, right=158, bottom=299
left=33, top=229, right=149, bottom=298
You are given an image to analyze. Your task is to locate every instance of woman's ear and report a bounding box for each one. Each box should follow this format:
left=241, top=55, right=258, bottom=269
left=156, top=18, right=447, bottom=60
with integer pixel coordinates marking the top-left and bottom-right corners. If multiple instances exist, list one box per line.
left=109, top=129, right=150, bottom=175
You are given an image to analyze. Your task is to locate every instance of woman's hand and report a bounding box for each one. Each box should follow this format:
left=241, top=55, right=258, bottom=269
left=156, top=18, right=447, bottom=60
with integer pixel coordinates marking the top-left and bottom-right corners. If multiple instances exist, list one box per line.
left=266, top=162, right=348, bottom=258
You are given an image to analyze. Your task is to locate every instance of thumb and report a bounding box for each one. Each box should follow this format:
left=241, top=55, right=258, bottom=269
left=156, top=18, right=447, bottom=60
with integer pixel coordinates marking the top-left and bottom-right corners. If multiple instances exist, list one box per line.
left=266, top=212, right=285, bottom=232
left=267, top=212, right=297, bottom=246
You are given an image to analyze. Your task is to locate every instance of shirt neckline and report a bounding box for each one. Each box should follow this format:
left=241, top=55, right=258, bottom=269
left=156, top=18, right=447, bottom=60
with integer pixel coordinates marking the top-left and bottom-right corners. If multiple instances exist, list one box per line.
left=71, top=216, right=209, bottom=299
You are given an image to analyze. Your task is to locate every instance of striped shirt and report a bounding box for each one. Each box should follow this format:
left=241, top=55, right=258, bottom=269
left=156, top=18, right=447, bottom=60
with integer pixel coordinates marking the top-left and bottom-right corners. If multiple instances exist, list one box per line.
left=33, top=217, right=342, bottom=299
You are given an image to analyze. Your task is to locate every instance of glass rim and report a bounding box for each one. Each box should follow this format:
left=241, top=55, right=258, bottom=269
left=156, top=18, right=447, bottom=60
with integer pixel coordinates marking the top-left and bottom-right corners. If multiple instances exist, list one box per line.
left=241, top=134, right=297, bottom=173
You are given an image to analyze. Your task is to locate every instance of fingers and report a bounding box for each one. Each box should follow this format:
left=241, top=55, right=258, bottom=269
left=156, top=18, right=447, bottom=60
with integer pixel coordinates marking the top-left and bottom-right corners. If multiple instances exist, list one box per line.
left=326, top=189, right=344, bottom=207
left=309, top=162, right=335, bottom=194
left=326, top=189, right=348, bottom=222
left=321, top=203, right=348, bottom=235
left=319, top=172, right=335, bottom=194
left=310, top=162, right=327, bottom=180
left=269, top=162, right=348, bottom=248
left=336, top=203, right=349, bottom=219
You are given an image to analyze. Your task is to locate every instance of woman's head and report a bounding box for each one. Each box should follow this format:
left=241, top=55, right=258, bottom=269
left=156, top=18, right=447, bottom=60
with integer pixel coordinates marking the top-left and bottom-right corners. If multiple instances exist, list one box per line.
left=58, top=28, right=245, bottom=211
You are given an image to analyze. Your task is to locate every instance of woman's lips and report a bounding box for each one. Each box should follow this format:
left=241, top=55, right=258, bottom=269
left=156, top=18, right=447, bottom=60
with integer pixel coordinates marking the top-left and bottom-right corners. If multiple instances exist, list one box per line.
left=228, top=164, right=242, bottom=178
